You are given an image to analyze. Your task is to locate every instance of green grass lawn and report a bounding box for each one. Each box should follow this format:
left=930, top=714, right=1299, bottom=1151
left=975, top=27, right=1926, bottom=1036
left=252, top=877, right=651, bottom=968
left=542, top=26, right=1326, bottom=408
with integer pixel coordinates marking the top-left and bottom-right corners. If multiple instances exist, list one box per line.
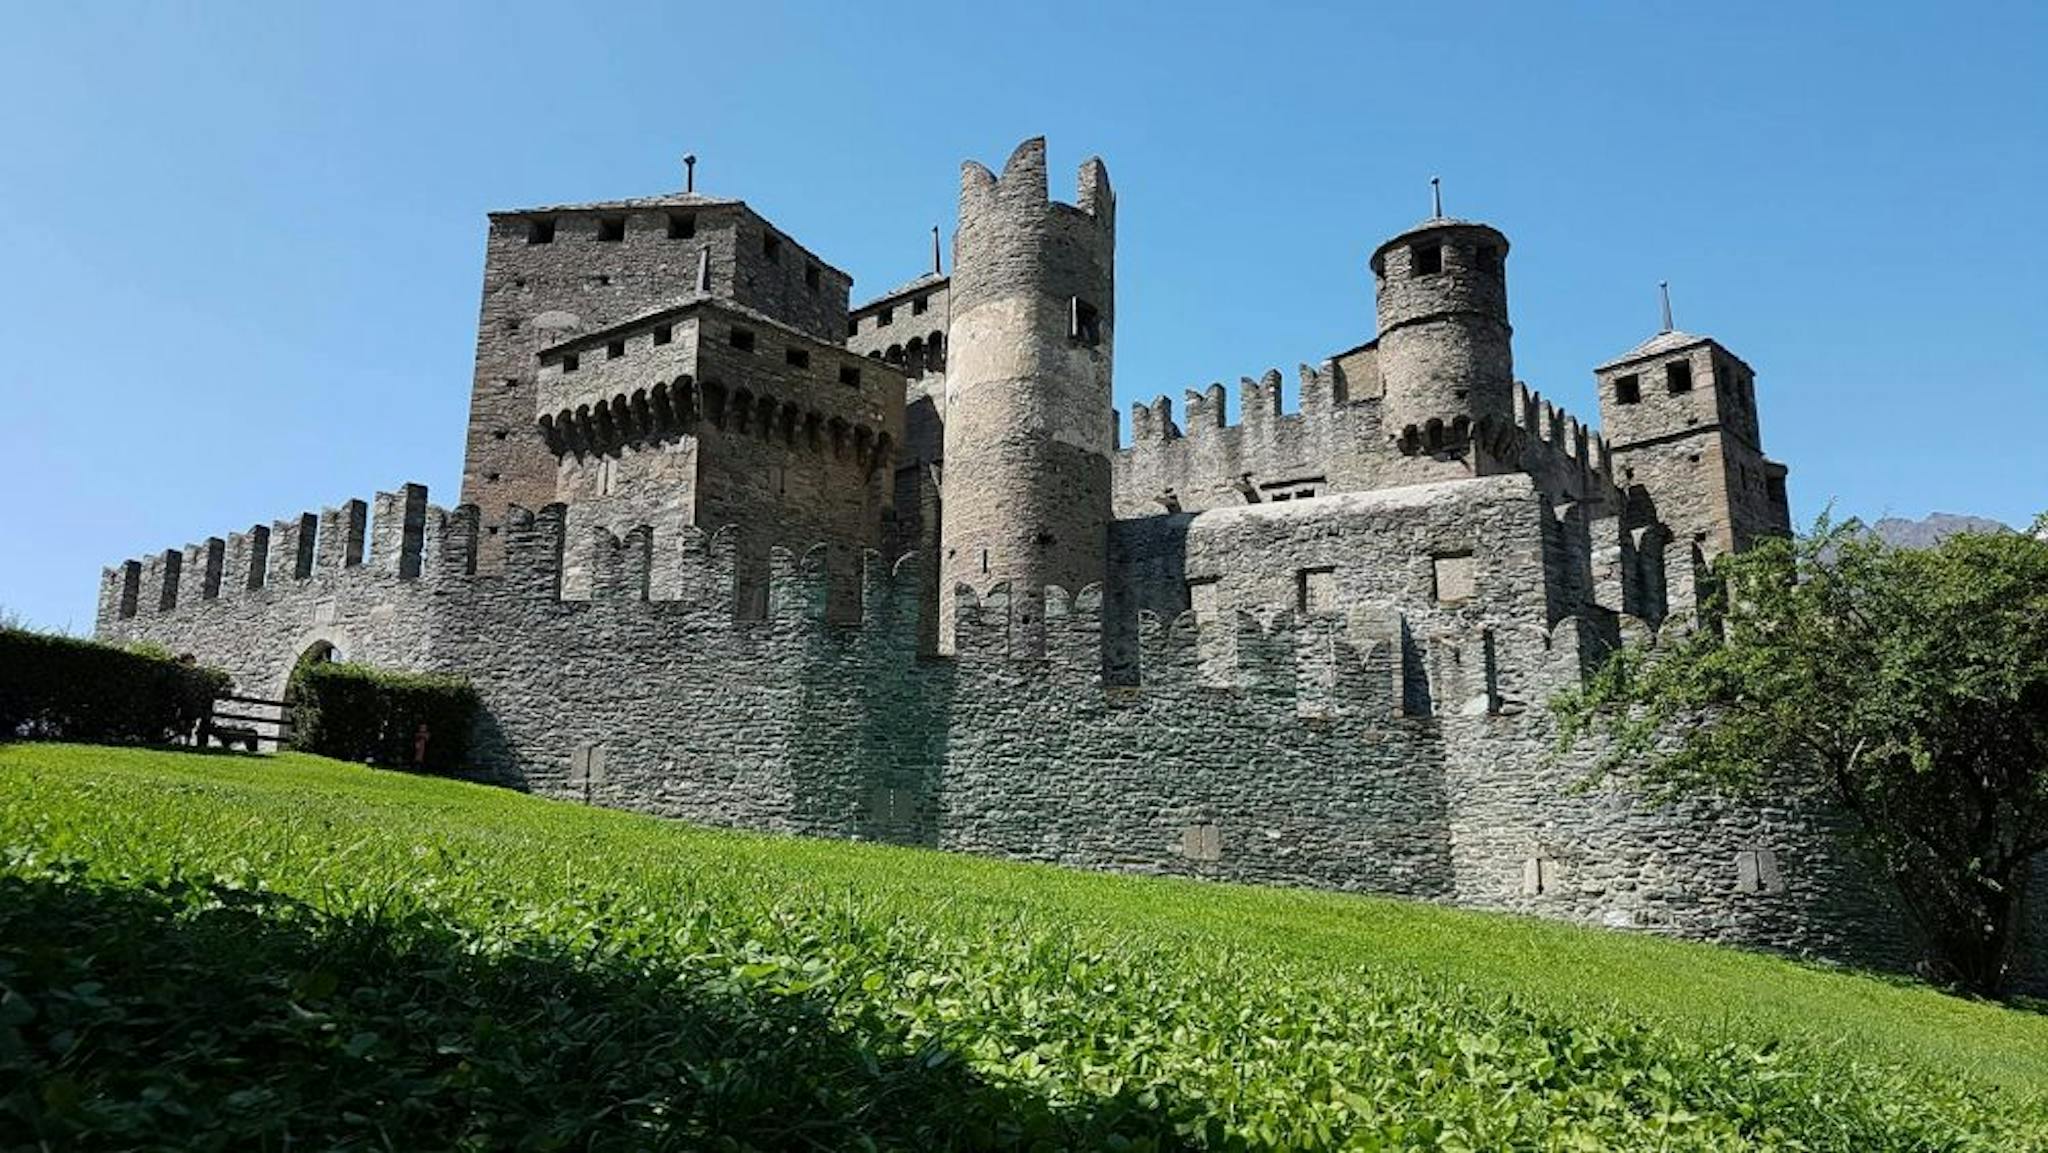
left=3, top=742, right=2045, bottom=1150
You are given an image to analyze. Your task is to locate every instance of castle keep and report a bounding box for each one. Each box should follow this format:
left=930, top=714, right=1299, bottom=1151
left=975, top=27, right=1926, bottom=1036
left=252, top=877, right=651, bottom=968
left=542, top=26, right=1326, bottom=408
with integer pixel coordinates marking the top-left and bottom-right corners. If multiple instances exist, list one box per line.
left=98, top=136, right=1962, bottom=970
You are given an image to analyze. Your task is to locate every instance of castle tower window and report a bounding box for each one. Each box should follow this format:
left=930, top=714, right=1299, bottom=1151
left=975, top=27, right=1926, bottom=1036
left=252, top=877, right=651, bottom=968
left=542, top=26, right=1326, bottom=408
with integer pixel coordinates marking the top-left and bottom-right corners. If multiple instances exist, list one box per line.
left=561, top=354, right=580, bottom=373
left=877, top=306, right=894, bottom=327
left=785, top=347, right=811, bottom=369
left=805, top=263, right=821, bottom=291
left=762, top=233, right=782, bottom=262
left=1410, top=243, right=1442, bottom=276
left=1522, top=857, right=1557, bottom=896
left=667, top=212, right=696, bottom=239
left=1070, top=298, right=1102, bottom=347
left=1666, top=359, right=1693, bottom=393
left=846, top=317, right=859, bottom=337
left=838, top=365, right=862, bottom=387
left=527, top=217, right=556, bottom=244
left=1614, top=374, right=1641, bottom=404
left=885, top=344, right=904, bottom=365
left=606, top=340, right=625, bottom=360
left=729, top=327, right=756, bottom=352
left=1475, top=243, right=1503, bottom=274
left=912, top=294, right=929, bottom=316
left=597, top=216, right=626, bottom=243
left=652, top=324, right=672, bottom=346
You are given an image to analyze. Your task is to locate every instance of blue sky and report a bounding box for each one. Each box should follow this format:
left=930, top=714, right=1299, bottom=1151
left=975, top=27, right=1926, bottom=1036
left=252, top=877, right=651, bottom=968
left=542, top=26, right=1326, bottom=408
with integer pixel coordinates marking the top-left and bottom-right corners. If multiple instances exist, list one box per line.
left=2, top=2, right=2042, bottom=632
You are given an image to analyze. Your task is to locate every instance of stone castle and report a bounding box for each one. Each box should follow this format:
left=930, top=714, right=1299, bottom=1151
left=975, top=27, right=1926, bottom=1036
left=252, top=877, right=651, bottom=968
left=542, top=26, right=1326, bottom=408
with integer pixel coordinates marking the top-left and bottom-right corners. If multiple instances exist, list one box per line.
left=95, top=136, right=1980, bottom=972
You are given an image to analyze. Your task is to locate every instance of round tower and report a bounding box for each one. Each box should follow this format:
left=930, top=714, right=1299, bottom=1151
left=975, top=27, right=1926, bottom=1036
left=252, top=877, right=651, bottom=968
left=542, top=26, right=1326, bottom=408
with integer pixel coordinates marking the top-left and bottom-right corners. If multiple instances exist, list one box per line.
left=941, top=137, right=1115, bottom=653
left=1370, top=216, right=1514, bottom=445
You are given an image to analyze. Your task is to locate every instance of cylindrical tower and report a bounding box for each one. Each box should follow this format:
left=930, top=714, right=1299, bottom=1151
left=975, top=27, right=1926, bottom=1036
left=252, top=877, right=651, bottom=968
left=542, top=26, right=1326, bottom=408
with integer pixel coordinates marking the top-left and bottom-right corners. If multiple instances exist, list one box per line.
left=1370, top=217, right=1514, bottom=444
left=941, top=137, right=1115, bottom=653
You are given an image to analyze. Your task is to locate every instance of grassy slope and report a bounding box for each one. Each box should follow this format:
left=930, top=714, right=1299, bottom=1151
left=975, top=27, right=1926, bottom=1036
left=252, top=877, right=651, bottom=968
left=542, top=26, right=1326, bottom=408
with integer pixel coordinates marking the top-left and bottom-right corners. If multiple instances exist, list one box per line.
left=3, top=742, right=2046, bottom=1150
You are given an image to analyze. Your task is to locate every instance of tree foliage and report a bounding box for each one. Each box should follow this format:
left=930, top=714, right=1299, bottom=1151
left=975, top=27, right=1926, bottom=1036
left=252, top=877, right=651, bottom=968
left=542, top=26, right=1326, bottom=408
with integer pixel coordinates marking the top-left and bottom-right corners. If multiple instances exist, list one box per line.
left=1554, top=517, right=2048, bottom=996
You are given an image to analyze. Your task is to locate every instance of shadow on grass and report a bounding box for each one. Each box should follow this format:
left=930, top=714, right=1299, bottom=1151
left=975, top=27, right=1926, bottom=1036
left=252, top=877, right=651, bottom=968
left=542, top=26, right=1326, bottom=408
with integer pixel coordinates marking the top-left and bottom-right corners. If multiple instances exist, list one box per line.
left=0, top=871, right=1191, bottom=1152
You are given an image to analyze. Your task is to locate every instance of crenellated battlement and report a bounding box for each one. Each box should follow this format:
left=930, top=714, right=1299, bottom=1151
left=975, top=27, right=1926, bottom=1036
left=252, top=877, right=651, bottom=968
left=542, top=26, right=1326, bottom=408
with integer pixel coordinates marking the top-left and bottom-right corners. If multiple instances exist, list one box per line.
left=958, top=136, right=1114, bottom=232
left=1122, top=362, right=1363, bottom=449
left=98, top=484, right=445, bottom=628
left=1509, top=380, right=1614, bottom=486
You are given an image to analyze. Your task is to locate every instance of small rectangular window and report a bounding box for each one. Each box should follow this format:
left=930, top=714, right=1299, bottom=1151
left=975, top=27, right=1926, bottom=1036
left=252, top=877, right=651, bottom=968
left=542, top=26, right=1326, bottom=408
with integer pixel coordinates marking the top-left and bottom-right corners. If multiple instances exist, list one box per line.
left=1071, top=298, right=1101, bottom=347
left=805, top=263, right=821, bottom=290
left=785, top=347, right=810, bottom=368
left=652, top=324, right=672, bottom=346
left=846, top=317, right=859, bottom=337
left=762, top=233, right=781, bottom=262
left=527, top=217, right=556, bottom=244
left=876, top=307, right=893, bottom=327
left=561, top=353, right=579, bottom=373
left=597, top=216, right=625, bottom=243
left=666, top=212, right=696, bottom=239
left=606, top=339, right=625, bottom=360
left=1433, top=551, right=1476, bottom=603
left=1181, top=824, right=1222, bottom=862
left=1666, top=359, right=1693, bottom=393
left=729, top=327, right=755, bottom=352
left=912, top=295, right=929, bottom=316
left=1296, top=567, right=1337, bottom=614
left=1260, top=476, right=1326, bottom=501
left=1411, top=243, right=1442, bottom=275
left=838, top=365, right=862, bottom=387
left=1735, top=849, right=1783, bottom=894
left=1614, top=374, right=1641, bottom=404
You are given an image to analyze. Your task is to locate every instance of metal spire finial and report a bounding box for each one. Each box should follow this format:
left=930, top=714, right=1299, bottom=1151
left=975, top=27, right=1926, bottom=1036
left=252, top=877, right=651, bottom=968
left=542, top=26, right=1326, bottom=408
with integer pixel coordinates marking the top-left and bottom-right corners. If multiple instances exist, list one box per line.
left=931, top=225, right=942, bottom=275
left=683, top=153, right=697, bottom=194
left=1430, top=176, right=1443, bottom=219
left=1658, top=280, right=1674, bottom=334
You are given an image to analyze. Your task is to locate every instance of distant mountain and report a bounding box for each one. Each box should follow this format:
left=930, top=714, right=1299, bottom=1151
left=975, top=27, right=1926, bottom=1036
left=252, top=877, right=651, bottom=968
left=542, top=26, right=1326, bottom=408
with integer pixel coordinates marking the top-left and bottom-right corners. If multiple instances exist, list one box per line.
left=1867, top=513, right=2013, bottom=549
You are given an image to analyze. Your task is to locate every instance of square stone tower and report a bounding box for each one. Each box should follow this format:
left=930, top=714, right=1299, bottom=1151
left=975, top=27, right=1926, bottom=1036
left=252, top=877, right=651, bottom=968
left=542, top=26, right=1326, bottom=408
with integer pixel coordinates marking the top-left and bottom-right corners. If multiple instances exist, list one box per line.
left=461, top=189, right=854, bottom=559
left=1595, top=328, right=1790, bottom=559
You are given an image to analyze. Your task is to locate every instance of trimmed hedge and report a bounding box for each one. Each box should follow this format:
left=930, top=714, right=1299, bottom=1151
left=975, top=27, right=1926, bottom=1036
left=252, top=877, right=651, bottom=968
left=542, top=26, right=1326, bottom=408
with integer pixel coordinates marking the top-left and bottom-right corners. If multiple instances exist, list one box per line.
left=0, top=628, right=230, bottom=746
left=288, top=661, right=476, bottom=772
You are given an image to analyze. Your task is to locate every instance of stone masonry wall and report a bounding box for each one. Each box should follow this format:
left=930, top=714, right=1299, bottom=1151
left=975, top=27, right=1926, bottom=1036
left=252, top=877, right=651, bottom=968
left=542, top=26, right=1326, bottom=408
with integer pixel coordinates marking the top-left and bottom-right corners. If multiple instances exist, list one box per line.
left=464, top=203, right=741, bottom=553
left=96, top=481, right=1924, bottom=978
left=1114, top=373, right=1617, bottom=523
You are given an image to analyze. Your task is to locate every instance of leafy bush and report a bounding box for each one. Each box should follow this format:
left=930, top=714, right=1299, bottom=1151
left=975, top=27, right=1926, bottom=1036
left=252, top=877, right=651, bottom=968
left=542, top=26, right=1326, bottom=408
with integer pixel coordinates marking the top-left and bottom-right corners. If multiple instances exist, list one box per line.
left=288, top=661, right=476, bottom=772
left=0, top=628, right=228, bottom=745
left=1, top=744, right=2043, bottom=1150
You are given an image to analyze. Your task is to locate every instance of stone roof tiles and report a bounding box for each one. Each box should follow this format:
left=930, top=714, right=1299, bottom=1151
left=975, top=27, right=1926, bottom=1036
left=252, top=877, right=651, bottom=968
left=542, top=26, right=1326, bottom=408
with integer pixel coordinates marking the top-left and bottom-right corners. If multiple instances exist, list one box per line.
left=853, top=272, right=948, bottom=315
left=491, top=192, right=743, bottom=216
left=1596, top=329, right=1712, bottom=370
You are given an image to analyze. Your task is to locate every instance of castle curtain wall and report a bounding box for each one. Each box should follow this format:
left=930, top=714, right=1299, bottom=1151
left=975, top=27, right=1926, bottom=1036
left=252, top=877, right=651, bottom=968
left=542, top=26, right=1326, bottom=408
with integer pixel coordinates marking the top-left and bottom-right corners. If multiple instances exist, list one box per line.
left=96, top=483, right=1918, bottom=979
